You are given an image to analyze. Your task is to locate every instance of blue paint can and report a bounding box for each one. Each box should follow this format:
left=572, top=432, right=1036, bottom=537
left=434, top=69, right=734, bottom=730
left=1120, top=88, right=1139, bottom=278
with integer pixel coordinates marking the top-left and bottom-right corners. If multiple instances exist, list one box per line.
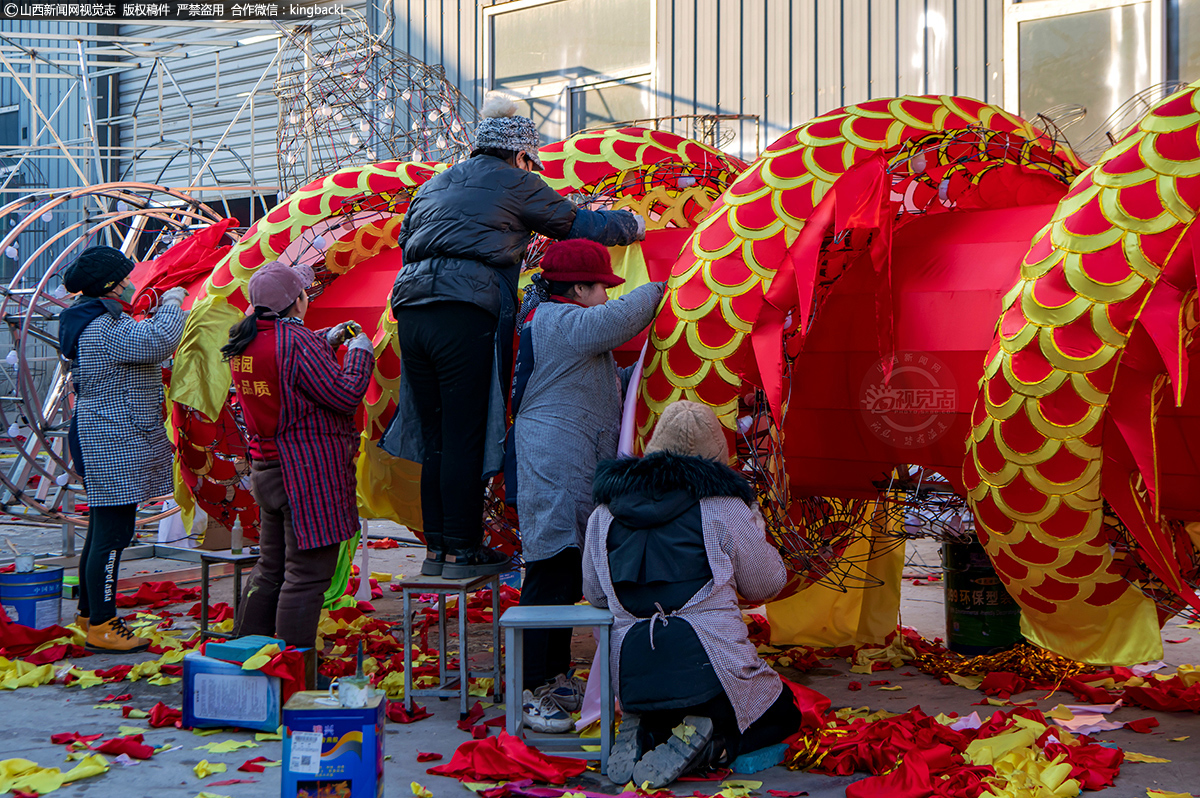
left=0, top=565, right=64, bottom=628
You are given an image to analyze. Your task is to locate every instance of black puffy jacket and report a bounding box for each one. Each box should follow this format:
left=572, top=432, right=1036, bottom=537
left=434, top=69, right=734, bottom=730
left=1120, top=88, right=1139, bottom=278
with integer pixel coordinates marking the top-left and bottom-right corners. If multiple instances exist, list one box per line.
left=391, top=155, right=576, bottom=317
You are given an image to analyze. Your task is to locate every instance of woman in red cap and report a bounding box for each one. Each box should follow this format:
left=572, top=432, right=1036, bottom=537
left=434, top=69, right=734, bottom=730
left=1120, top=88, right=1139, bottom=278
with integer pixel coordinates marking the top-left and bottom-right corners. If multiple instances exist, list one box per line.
left=507, top=238, right=664, bottom=732
left=221, top=260, right=375, bottom=649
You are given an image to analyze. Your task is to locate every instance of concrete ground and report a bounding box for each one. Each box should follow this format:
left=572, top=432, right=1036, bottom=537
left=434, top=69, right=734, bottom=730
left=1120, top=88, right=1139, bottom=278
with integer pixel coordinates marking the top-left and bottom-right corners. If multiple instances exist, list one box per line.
left=3, top=525, right=1200, bottom=797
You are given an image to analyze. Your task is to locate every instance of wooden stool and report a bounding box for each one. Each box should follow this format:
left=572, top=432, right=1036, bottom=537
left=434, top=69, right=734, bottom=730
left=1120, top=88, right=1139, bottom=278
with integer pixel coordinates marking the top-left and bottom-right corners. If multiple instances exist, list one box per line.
left=198, top=550, right=259, bottom=641
left=500, top=604, right=615, bottom=774
left=400, top=573, right=502, bottom=718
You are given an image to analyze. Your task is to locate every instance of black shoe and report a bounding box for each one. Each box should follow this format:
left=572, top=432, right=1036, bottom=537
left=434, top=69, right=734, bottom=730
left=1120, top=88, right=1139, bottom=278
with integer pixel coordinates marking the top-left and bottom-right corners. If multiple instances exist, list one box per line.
left=441, top=545, right=510, bottom=579
left=421, top=548, right=445, bottom=576
left=631, top=715, right=714, bottom=789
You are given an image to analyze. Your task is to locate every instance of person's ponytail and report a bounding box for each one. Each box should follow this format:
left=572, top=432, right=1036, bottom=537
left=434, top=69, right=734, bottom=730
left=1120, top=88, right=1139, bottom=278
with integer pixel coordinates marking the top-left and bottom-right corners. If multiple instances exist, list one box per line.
left=221, top=306, right=269, bottom=360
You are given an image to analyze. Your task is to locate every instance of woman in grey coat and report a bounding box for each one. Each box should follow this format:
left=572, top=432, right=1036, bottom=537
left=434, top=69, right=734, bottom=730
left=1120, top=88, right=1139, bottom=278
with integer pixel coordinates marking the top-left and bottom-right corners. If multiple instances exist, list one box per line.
left=57, top=246, right=187, bottom=653
left=508, top=238, right=664, bottom=732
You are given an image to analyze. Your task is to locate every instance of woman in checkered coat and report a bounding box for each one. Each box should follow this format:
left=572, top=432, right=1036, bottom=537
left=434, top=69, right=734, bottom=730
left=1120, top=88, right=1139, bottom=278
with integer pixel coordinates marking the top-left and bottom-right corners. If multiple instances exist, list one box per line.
left=583, top=401, right=801, bottom=788
left=58, top=246, right=189, bottom=653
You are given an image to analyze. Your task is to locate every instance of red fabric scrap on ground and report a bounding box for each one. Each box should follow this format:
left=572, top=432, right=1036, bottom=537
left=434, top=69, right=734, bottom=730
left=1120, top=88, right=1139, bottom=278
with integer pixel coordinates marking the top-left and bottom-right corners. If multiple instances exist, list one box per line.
left=767, top=791, right=809, bottom=797
left=417, top=752, right=443, bottom=762
left=979, top=672, right=1029, bottom=699
left=1122, top=674, right=1200, bottom=712
left=367, top=538, right=400, bottom=549
left=427, top=731, right=588, bottom=784
left=208, top=779, right=257, bottom=786
left=255, top=647, right=307, bottom=704
left=186, top=601, right=233, bottom=623
left=147, top=702, right=183, bottom=728
left=93, top=664, right=134, bottom=682
left=0, top=614, right=74, bottom=658
left=1041, top=740, right=1123, bottom=790
left=848, top=681, right=862, bottom=691
left=457, top=700, right=486, bottom=731
left=238, top=756, right=276, bottom=773
left=95, top=734, right=156, bottom=759
left=1124, top=716, right=1160, bottom=733
left=50, top=732, right=103, bottom=746
left=105, top=693, right=132, bottom=702
left=24, top=643, right=89, bottom=664
left=115, top=580, right=201, bottom=609
left=387, top=701, right=432, bottom=724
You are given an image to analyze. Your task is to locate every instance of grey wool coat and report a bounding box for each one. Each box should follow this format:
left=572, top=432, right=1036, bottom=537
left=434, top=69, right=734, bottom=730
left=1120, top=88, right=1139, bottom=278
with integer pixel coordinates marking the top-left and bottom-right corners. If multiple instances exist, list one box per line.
left=69, top=303, right=186, bottom=506
left=513, top=282, right=664, bottom=562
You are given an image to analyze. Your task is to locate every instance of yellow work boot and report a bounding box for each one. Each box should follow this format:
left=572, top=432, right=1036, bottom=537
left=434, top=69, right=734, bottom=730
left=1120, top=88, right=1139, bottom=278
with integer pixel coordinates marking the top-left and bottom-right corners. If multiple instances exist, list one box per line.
left=85, top=617, right=150, bottom=653
left=74, top=614, right=89, bottom=633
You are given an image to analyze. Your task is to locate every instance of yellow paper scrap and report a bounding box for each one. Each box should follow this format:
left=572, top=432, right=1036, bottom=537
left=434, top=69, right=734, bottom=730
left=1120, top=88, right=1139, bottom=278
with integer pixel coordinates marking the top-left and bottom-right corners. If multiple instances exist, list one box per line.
left=716, top=779, right=763, bottom=798
left=671, top=722, right=698, bottom=744
left=1047, top=705, right=1075, bottom=721
left=412, top=781, right=434, bottom=798
left=878, top=685, right=903, bottom=691
left=64, top=667, right=103, bottom=690
left=1171, top=736, right=1191, bottom=742
left=123, top=708, right=149, bottom=719
left=117, top=725, right=148, bottom=736
left=242, top=643, right=282, bottom=671
left=370, top=571, right=392, bottom=582
left=196, top=739, right=259, bottom=753
left=194, top=793, right=233, bottom=798
left=0, top=753, right=109, bottom=795
left=469, top=678, right=495, bottom=697
left=255, top=728, right=283, bottom=742
left=193, top=759, right=227, bottom=778
left=148, top=675, right=181, bottom=686
left=1147, top=791, right=1196, bottom=798
left=1125, top=751, right=1171, bottom=763
left=849, top=661, right=875, bottom=675
left=948, top=673, right=984, bottom=691
left=192, top=728, right=225, bottom=736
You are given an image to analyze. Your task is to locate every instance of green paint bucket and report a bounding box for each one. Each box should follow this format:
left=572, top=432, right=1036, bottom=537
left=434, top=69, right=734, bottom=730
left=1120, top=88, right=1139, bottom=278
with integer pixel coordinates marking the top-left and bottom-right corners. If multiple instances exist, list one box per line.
left=943, top=539, right=1023, bottom=655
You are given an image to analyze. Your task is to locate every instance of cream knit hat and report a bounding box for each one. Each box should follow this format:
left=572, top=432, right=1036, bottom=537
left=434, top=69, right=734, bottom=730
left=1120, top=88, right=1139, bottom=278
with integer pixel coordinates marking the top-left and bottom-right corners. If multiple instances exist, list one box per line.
left=644, top=400, right=729, bottom=462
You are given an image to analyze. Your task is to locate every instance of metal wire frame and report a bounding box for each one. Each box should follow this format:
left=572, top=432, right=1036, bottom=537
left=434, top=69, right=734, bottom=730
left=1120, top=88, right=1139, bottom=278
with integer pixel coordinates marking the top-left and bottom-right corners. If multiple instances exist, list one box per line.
left=0, top=182, right=226, bottom=528
left=1103, top=506, right=1200, bottom=624
left=274, top=10, right=478, bottom=195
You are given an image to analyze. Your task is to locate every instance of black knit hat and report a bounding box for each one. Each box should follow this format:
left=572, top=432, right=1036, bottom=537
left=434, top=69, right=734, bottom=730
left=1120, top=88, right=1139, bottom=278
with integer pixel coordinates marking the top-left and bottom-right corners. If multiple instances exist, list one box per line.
left=62, top=246, right=135, bottom=297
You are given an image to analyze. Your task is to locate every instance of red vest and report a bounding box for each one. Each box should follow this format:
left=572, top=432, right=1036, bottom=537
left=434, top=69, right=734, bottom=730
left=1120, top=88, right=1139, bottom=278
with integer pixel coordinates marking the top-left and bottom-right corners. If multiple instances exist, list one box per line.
left=230, top=320, right=283, bottom=459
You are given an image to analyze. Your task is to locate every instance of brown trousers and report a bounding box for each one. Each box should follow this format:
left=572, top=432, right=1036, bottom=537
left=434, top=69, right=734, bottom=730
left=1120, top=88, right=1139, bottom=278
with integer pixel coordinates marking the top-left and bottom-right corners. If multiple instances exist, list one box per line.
left=234, top=461, right=340, bottom=649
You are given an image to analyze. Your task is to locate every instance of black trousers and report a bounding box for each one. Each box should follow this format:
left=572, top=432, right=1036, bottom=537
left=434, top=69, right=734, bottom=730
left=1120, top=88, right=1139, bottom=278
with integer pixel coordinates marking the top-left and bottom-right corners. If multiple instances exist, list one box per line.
left=76, top=504, right=137, bottom=626
left=639, top=688, right=802, bottom=764
left=519, top=546, right=584, bottom=689
left=394, top=301, right=496, bottom=551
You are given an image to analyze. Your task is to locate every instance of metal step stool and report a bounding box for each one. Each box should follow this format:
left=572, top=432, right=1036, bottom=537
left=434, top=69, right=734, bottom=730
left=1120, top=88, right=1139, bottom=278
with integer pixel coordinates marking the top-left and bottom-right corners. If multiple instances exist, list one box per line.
left=198, top=549, right=259, bottom=641
left=400, top=573, right=502, bottom=718
left=500, top=604, right=614, bottom=775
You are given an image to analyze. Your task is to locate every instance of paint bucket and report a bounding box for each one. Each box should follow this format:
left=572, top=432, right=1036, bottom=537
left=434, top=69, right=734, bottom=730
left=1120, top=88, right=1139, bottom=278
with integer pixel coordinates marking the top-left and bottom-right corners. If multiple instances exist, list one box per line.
left=943, top=539, right=1023, bottom=655
left=0, top=564, right=64, bottom=628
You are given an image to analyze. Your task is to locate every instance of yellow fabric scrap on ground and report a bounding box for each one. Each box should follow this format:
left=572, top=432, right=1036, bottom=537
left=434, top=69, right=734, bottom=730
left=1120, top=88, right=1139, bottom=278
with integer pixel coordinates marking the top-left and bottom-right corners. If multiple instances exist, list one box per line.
left=1125, top=752, right=1172, bottom=763
left=196, top=740, right=258, bottom=754
left=1148, top=791, right=1196, bottom=798
left=766, top=527, right=904, bottom=648
left=411, top=782, right=434, bottom=797
left=0, top=754, right=109, bottom=794
left=193, top=760, right=227, bottom=778
left=0, top=658, right=56, bottom=690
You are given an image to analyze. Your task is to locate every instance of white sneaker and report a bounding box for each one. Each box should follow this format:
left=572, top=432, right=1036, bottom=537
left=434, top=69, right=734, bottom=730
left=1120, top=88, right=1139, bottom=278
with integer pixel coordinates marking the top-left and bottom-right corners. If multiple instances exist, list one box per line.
left=522, top=688, right=574, bottom=734
left=533, top=672, right=585, bottom=713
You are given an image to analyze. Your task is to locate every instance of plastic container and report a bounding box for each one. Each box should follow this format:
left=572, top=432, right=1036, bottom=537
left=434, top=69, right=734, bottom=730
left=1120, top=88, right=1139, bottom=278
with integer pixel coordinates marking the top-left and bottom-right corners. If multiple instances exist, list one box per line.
left=183, top=651, right=282, bottom=733
left=943, top=539, right=1023, bottom=655
left=0, top=565, right=64, bottom=628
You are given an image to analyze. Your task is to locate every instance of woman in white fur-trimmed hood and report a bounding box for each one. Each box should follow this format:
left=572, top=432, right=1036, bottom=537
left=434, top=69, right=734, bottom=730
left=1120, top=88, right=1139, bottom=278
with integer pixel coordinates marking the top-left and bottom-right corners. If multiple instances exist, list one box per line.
left=382, top=93, right=647, bottom=579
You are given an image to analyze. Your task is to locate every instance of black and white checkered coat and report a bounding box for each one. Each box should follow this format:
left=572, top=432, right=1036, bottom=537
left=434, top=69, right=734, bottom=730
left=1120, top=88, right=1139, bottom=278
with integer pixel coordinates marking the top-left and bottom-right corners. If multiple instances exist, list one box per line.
left=69, top=304, right=186, bottom=506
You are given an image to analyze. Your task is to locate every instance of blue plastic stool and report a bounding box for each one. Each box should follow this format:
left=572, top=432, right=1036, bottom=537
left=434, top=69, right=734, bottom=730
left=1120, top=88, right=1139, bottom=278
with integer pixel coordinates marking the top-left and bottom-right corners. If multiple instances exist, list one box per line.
left=500, top=604, right=615, bottom=774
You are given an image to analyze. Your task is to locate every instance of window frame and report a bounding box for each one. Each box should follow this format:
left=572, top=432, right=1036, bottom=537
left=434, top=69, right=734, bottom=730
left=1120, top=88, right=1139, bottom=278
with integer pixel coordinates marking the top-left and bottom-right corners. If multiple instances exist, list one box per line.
left=481, top=0, right=657, bottom=142
left=1003, top=0, right=1166, bottom=117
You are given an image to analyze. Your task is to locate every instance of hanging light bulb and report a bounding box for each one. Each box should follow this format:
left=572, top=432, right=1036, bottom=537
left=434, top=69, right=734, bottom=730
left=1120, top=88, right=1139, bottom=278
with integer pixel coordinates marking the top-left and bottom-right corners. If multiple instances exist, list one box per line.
left=5, top=351, right=16, bottom=366
left=383, top=106, right=395, bottom=120
left=357, top=79, right=369, bottom=92
left=400, top=89, right=411, bottom=101
left=286, top=152, right=298, bottom=164
left=313, top=234, right=328, bottom=250
left=51, top=285, right=67, bottom=299
left=427, top=110, right=439, bottom=122
left=359, top=120, right=370, bottom=134
left=411, top=121, right=420, bottom=131
left=366, top=149, right=377, bottom=160
left=451, top=121, right=462, bottom=133
left=911, top=152, right=928, bottom=174
left=334, top=110, right=345, bottom=121
left=436, top=136, right=447, bottom=149
left=40, top=210, right=52, bottom=222
left=377, top=86, right=388, bottom=100
left=348, top=133, right=360, bottom=146
left=55, top=473, right=69, bottom=486
left=412, top=149, right=423, bottom=162
left=288, top=112, right=298, bottom=124
left=5, top=246, right=17, bottom=259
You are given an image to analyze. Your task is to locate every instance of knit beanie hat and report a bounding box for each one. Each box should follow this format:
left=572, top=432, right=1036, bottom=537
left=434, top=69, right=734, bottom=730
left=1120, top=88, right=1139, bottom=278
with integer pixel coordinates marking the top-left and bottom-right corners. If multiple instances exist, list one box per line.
left=645, top=400, right=729, bottom=462
left=540, top=239, right=625, bottom=287
left=62, top=246, right=135, bottom=297
left=247, top=261, right=315, bottom=314
left=475, top=92, right=543, bottom=171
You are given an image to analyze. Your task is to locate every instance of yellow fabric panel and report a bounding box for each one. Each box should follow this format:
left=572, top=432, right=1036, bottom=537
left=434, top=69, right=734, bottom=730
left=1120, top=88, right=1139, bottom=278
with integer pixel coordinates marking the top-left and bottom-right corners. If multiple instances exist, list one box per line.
left=1019, top=587, right=1163, bottom=666
left=355, top=435, right=423, bottom=530
left=171, top=294, right=243, bottom=421
left=766, top=535, right=904, bottom=648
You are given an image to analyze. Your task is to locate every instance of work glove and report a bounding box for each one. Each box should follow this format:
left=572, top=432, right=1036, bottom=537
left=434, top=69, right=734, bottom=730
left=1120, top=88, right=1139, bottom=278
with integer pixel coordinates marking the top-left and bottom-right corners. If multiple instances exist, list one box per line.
left=633, top=213, right=646, bottom=241
left=326, top=320, right=359, bottom=347
left=346, top=332, right=373, bottom=353
left=161, top=286, right=188, bottom=307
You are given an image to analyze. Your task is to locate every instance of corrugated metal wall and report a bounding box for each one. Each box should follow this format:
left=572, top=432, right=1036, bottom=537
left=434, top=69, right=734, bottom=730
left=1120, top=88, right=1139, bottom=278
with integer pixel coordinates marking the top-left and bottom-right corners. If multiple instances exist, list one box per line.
left=114, top=24, right=285, bottom=196
left=391, top=0, right=1005, bottom=162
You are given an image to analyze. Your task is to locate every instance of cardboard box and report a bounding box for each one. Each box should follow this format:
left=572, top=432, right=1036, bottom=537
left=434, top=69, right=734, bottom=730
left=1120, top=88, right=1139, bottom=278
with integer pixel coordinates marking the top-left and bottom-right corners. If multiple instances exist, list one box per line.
left=282, top=691, right=385, bottom=798
left=183, top=651, right=282, bottom=733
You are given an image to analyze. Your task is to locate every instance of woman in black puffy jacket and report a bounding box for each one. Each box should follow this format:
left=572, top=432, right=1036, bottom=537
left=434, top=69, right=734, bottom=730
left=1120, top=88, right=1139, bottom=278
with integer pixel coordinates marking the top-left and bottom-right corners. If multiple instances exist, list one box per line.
left=383, top=93, right=644, bottom=579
